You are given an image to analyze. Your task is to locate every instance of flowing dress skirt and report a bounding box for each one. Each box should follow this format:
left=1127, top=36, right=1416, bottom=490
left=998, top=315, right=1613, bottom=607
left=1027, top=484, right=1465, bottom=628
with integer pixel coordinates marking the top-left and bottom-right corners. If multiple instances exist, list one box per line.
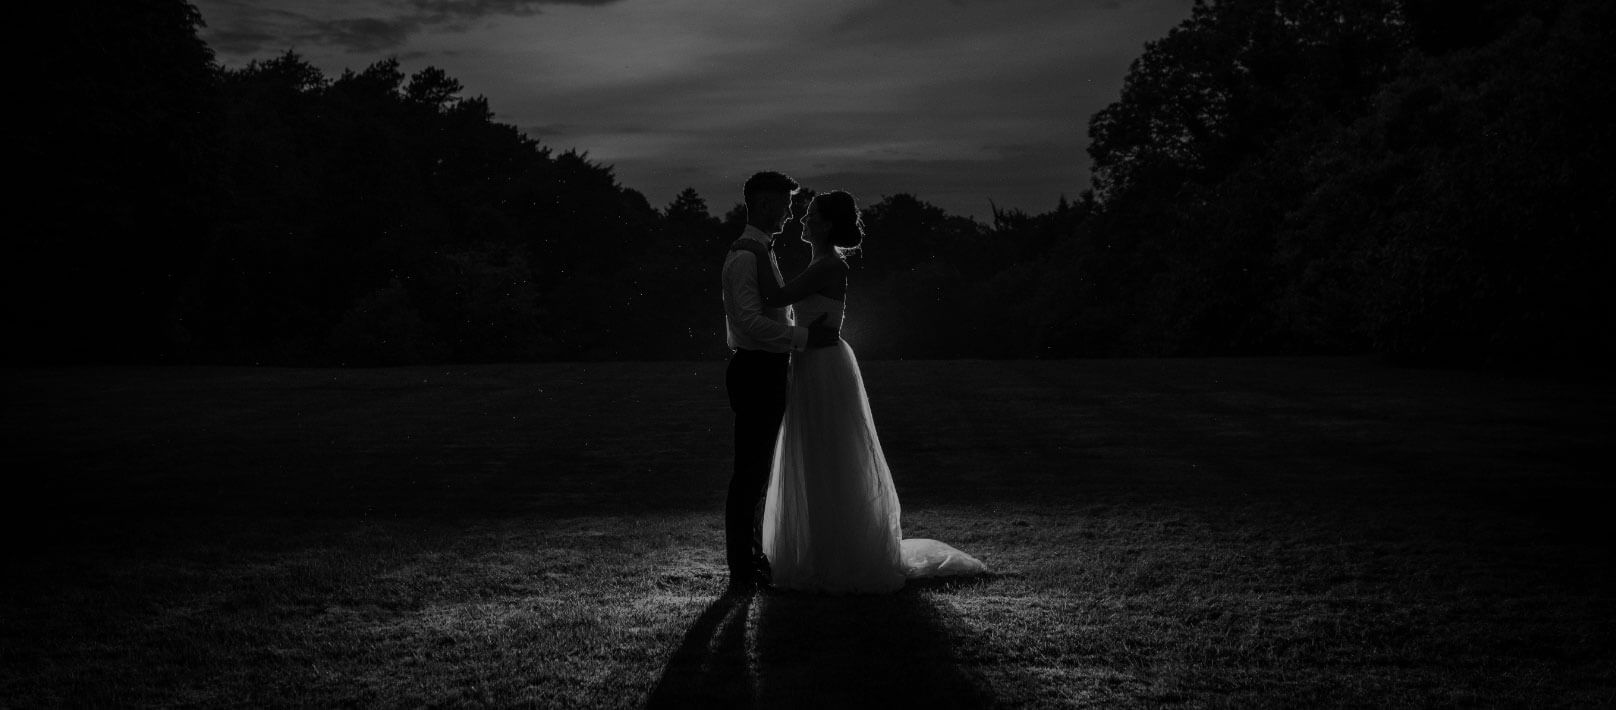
left=762, top=340, right=984, bottom=594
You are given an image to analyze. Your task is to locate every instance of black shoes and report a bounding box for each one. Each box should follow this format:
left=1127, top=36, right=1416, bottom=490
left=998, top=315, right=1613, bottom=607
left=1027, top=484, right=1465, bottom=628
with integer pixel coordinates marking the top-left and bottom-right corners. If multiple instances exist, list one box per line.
left=751, top=553, right=773, bottom=586
left=726, top=553, right=773, bottom=595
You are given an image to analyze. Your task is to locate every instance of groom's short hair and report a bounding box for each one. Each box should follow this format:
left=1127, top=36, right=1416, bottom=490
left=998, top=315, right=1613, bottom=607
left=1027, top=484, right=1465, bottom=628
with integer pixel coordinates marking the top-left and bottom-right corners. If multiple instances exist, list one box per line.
left=744, top=171, right=799, bottom=211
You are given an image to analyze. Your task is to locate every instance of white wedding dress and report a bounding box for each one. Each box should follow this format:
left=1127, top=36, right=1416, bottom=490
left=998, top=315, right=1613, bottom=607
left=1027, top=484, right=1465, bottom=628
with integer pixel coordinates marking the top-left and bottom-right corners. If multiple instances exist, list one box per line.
left=762, top=291, right=987, bottom=594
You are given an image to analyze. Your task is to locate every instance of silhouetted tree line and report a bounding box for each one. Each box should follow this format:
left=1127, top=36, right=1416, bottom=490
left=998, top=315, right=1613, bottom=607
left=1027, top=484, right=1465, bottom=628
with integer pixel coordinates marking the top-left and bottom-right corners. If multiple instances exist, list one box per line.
left=1024, top=0, right=1615, bottom=362
left=12, top=0, right=1611, bottom=365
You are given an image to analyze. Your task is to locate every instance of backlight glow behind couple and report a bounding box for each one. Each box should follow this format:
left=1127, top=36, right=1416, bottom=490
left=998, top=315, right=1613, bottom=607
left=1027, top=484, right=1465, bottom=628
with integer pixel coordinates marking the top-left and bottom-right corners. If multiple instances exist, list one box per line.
left=721, top=171, right=987, bottom=595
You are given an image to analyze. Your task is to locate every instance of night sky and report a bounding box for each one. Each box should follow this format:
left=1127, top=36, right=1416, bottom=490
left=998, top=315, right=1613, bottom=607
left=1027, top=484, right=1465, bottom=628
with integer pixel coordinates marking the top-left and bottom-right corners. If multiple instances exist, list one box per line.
left=194, top=0, right=1195, bottom=219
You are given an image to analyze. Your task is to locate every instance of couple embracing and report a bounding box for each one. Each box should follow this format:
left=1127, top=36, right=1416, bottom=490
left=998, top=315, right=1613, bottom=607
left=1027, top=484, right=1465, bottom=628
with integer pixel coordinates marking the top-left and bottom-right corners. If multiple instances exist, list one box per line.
left=720, top=171, right=985, bottom=596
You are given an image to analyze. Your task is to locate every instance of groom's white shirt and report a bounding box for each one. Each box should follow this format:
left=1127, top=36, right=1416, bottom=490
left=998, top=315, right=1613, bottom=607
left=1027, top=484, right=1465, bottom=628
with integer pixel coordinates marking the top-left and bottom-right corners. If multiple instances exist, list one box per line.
left=723, top=225, right=808, bottom=353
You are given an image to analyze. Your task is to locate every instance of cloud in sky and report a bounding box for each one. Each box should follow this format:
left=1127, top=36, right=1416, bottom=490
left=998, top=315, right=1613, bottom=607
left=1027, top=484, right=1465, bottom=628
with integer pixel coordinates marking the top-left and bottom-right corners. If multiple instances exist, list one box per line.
left=195, top=0, right=1194, bottom=218
left=199, top=0, right=625, bottom=55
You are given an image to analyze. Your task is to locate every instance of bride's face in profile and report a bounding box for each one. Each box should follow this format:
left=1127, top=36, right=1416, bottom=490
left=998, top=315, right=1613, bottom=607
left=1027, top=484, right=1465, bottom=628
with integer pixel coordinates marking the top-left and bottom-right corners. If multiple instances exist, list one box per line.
left=801, top=201, right=830, bottom=247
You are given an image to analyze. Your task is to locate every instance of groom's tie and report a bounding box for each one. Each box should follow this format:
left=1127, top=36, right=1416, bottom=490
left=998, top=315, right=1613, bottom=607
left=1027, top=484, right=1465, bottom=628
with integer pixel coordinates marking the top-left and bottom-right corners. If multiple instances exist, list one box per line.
left=766, top=244, right=785, bottom=290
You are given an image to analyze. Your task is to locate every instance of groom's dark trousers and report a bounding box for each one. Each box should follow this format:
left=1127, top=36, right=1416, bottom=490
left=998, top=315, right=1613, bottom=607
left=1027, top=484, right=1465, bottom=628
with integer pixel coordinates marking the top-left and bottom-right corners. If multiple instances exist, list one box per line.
left=725, top=347, right=790, bottom=579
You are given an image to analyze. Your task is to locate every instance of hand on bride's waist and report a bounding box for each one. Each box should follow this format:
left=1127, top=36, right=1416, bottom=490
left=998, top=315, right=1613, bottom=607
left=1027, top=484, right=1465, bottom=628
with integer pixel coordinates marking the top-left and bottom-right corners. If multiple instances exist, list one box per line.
left=803, top=312, right=840, bottom=348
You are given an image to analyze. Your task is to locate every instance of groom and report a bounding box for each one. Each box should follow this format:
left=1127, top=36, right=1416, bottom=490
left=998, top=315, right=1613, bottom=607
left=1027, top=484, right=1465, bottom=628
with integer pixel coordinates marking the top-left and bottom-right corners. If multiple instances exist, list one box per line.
left=721, top=171, right=838, bottom=593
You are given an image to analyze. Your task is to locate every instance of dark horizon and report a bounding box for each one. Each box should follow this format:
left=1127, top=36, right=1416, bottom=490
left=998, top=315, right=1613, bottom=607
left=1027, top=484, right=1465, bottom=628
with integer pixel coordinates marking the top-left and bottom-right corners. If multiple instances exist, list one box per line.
left=11, top=0, right=1613, bottom=368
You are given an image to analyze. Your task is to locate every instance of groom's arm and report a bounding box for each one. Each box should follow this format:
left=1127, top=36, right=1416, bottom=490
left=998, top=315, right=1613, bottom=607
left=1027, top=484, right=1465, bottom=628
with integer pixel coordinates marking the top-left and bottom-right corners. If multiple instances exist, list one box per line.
left=723, top=251, right=808, bottom=351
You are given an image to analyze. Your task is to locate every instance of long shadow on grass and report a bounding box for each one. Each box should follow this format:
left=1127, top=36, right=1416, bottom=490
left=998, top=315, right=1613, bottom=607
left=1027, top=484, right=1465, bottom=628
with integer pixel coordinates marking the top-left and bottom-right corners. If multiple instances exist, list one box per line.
left=753, top=581, right=992, bottom=708
left=650, top=580, right=991, bottom=708
left=647, top=592, right=756, bottom=708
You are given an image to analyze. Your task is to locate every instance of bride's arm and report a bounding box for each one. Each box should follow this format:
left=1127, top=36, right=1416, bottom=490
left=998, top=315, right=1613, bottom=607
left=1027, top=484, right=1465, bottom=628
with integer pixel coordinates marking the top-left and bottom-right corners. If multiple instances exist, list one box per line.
left=756, top=255, right=845, bottom=307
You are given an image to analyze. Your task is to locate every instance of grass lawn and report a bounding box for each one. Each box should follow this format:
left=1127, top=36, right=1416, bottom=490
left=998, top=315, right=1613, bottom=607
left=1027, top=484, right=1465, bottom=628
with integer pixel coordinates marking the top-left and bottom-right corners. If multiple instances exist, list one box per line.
left=2, top=357, right=1613, bottom=707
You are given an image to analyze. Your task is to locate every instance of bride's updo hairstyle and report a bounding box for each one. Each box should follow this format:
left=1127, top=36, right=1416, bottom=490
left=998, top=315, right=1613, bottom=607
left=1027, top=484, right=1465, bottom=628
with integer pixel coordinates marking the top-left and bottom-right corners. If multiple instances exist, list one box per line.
left=815, top=190, right=865, bottom=253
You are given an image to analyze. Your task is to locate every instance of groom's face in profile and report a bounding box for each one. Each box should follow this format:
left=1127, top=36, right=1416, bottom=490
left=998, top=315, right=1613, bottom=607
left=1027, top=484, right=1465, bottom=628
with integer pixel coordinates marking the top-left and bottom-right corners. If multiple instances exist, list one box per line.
left=758, top=192, right=793, bottom=234
left=778, top=196, right=794, bottom=232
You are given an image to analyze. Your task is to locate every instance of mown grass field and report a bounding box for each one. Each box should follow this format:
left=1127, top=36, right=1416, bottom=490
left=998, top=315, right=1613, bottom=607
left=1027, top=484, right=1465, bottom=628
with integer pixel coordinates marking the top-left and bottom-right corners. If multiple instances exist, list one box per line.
left=2, top=357, right=1612, bottom=707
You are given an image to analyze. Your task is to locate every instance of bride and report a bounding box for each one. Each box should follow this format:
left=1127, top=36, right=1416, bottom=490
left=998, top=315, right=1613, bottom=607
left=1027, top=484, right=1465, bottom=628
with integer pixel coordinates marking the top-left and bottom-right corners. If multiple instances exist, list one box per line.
left=733, top=190, right=986, bottom=594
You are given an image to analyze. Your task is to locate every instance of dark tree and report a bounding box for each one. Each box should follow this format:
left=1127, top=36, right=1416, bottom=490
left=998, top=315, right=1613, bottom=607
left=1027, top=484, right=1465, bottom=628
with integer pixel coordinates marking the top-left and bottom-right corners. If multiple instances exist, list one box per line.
left=1278, top=0, right=1616, bottom=362
left=15, top=0, right=221, bottom=363
left=1053, top=0, right=1614, bottom=362
left=185, top=50, right=659, bottom=364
